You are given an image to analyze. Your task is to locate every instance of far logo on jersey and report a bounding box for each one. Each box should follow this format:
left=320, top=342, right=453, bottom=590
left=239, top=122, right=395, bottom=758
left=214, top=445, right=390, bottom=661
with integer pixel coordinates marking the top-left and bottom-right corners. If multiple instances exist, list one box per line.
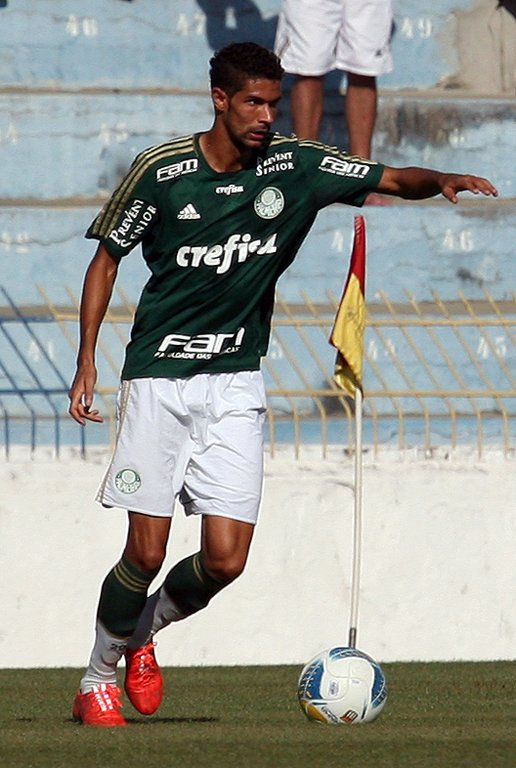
left=254, top=187, right=284, bottom=219
left=177, top=203, right=201, bottom=220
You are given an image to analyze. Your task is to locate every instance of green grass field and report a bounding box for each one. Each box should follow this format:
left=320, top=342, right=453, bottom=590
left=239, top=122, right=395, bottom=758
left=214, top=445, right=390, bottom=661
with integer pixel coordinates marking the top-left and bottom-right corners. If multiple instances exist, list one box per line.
left=1, top=662, right=515, bottom=768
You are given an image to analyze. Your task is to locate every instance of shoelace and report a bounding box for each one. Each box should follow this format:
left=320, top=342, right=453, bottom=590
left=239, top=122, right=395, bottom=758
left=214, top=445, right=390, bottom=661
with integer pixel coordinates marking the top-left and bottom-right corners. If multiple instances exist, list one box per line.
left=91, top=685, right=122, bottom=713
left=132, top=643, right=157, bottom=671
left=135, top=651, right=155, bottom=682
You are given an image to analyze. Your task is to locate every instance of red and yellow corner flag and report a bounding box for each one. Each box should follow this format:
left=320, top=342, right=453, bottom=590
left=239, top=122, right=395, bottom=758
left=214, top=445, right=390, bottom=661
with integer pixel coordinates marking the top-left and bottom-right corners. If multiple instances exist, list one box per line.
left=329, top=215, right=366, bottom=396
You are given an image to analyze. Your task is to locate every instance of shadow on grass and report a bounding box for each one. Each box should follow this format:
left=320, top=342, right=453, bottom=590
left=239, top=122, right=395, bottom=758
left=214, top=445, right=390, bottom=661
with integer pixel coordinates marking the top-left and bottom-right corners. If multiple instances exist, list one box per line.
left=63, top=715, right=220, bottom=725
left=126, top=716, right=220, bottom=725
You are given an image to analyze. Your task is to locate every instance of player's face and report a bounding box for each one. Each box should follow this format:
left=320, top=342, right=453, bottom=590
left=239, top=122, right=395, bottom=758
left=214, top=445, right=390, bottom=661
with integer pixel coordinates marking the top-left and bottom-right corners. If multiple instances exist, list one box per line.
left=217, top=78, right=282, bottom=149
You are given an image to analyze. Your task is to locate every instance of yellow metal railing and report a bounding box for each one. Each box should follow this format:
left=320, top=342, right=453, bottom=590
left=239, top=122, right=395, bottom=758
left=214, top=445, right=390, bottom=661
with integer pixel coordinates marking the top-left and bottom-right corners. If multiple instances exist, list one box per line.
left=265, top=289, right=515, bottom=457
left=31, top=286, right=516, bottom=458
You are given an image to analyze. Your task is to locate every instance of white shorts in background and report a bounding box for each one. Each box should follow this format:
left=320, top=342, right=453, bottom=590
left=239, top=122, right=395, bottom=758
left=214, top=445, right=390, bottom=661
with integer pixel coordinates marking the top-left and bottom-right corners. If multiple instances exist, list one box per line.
left=275, top=0, right=393, bottom=77
left=97, top=372, right=267, bottom=524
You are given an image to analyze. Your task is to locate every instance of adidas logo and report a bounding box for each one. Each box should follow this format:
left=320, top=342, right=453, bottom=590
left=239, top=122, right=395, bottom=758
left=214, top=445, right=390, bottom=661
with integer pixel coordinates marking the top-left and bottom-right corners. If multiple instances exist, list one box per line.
left=177, top=203, right=201, bottom=220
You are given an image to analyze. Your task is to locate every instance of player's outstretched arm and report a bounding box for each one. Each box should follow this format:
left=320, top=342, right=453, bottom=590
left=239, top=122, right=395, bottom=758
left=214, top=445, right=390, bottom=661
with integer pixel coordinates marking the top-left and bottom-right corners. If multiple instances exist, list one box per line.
left=376, top=166, right=498, bottom=204
left=69, top=244, right=121, bottom=425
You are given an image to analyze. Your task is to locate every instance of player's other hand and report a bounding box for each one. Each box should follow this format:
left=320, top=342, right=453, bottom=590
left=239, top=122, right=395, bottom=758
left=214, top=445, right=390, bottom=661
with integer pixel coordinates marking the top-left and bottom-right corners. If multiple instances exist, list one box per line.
left=68, top=362, right=103, bottom=425
left=441, top=174, right=498, bottom=204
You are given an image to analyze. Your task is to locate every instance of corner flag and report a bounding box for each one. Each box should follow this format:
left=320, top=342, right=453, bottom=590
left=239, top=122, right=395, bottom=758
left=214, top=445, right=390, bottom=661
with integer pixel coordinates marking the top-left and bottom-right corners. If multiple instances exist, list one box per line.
left=330, top=215, right=366, bottom=396
left=330, top=215, right=367, bottom=650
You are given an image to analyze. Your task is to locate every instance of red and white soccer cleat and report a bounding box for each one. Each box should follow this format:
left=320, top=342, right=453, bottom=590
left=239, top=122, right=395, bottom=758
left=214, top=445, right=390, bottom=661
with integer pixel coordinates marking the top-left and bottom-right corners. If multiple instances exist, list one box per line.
left=72, top=683, right=127, bottom=727
left=124, top=641, right=164, bottom=715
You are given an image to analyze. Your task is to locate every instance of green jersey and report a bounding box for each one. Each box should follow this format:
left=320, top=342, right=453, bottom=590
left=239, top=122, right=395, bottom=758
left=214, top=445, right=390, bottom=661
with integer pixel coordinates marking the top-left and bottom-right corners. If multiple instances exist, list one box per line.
left=86, top=133, right=384, bottom=379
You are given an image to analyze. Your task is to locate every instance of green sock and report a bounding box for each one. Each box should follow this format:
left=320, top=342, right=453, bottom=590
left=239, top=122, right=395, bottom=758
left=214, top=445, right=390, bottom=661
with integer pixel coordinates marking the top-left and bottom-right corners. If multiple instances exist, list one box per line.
left=163, top=552, right=226, bottom=617
left=97, top=555, right=159, bottom=638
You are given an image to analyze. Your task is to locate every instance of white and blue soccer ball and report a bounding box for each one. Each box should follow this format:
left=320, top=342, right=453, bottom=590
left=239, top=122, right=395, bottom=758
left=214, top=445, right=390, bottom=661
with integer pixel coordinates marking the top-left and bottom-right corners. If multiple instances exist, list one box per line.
left=297, top=647, right=387, bottom=724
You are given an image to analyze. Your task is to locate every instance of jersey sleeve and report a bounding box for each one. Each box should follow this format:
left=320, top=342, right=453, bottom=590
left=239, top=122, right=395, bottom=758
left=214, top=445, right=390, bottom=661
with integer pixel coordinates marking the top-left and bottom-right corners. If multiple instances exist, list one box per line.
left=85, top=151, right=159, bottom=258
left=297, top=140, right=385, bottom=208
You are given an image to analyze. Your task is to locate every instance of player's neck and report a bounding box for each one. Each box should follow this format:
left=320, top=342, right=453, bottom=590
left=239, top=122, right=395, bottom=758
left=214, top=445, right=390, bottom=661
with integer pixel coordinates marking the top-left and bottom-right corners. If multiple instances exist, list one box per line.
left=198, top=127, right=254, bottom=174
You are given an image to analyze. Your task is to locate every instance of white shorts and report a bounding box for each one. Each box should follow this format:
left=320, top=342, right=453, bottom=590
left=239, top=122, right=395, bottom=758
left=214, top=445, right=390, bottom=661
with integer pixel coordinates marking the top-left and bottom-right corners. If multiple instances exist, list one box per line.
left=275, top=0, right=393, bottom=77
left=97, top=372, right=267, bottom=524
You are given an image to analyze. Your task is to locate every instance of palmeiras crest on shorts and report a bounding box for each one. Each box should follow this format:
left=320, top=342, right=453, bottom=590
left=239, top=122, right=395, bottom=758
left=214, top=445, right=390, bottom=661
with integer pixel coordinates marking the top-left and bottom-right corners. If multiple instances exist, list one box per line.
left=114, top=468, right=141, bottom=494
left=254, top=187, right=284, bottom=219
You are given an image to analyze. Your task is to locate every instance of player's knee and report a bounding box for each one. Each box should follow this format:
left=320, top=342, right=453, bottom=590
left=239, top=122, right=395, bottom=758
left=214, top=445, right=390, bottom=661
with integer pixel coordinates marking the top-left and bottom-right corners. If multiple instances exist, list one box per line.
left=125, top=515, right=170, bottom=573
left=204, top=553, right=246, bottom=585
left=127, top=545, right=166, bottom=574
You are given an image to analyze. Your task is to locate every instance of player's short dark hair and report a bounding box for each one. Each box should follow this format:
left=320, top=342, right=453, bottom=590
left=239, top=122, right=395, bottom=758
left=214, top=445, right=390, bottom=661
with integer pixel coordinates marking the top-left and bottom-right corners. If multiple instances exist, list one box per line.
left=209, top=42, right=284, bottom=95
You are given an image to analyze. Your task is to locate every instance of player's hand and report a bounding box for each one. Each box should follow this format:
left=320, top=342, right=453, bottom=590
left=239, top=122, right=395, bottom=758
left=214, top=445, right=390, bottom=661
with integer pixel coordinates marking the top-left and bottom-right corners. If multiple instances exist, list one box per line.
left=68, top=362, right=103, bottom=425
left=440, top=174, right=498, bottom=204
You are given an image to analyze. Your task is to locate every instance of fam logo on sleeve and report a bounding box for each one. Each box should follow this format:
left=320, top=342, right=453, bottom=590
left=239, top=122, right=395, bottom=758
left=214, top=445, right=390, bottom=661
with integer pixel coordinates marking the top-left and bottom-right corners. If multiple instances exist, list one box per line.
left=319, top=156, right=373, bottom=179
left=156, top=158, right=198, bottom=182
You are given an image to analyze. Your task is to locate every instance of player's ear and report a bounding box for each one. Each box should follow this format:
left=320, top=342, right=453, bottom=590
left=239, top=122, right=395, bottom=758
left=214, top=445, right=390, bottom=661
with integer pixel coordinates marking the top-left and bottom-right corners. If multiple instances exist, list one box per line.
left=212, top=86, right=230, bottom=114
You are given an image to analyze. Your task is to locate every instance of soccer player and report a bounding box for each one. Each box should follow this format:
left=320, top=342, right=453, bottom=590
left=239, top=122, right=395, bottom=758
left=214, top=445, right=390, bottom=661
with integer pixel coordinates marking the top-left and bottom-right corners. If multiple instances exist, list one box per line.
left=68, top=42, right=497, bottom=726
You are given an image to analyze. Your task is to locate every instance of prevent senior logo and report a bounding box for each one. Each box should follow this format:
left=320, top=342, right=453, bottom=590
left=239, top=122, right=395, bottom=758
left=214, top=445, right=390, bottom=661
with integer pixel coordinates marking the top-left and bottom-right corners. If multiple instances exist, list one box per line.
left=108, top=199, right=158, bottom=249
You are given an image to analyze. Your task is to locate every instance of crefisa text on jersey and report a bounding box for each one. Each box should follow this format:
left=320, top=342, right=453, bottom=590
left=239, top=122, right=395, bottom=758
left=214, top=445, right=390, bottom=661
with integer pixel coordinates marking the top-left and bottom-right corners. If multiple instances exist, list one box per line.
left=176, top=232, right=278, bottom=274
left=215, top=184, right=244, bottom=195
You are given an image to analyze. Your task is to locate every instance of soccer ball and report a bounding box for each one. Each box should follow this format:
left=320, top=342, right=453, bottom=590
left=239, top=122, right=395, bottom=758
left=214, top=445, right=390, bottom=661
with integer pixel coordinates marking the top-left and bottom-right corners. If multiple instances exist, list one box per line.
left=297, top=646, right=387, bottom=724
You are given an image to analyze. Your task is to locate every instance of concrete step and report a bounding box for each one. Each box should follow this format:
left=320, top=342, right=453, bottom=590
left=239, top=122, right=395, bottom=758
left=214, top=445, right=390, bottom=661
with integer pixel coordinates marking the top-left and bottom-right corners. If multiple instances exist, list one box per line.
left=0, top=91, right=514, bottom=200
left=0, top=91, right=213, bottom=199
left=1, top=0, right=514, bottom=93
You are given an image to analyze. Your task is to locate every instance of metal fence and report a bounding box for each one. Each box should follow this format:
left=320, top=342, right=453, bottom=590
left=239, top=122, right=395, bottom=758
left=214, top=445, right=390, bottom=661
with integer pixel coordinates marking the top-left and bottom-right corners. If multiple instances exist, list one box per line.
left=1, top=285, right=515, bottom=458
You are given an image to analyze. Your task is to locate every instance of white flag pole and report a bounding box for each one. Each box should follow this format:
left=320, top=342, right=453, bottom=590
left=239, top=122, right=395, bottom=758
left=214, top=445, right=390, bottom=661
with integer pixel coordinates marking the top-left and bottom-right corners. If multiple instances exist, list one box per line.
left=330, top=214, right=366, bottom=650
left=348, top=386, right=363, bottom=649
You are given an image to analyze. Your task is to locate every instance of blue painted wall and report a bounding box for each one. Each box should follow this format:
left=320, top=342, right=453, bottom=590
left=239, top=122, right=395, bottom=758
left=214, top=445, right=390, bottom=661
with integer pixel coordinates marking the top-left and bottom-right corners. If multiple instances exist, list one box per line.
left=0, top=0, right=514, bottom=430
left=0, top=0, right=474, bottom=89
left=4, top=0, right=509, bottom=91
left=1, top=0, right=513, bottom=298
